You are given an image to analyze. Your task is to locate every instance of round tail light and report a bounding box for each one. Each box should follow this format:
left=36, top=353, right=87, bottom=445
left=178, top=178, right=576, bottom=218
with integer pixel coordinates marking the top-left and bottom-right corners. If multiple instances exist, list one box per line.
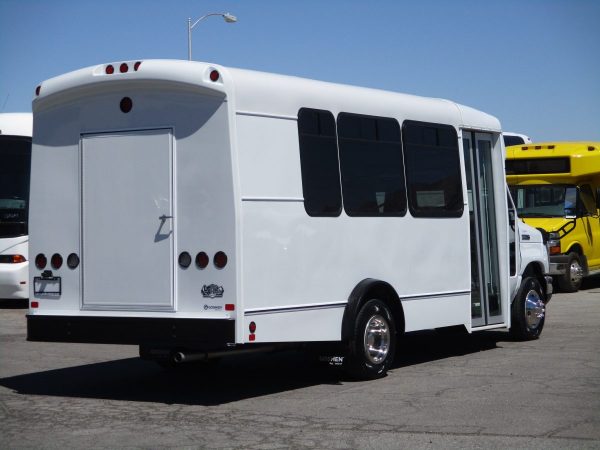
left=35, top=254, right=47, bottom=269
left=120, top=97, right=133, bottom=113
left=51, top=253, right=63, bottom=269
left=249, top=321, right=256, bottom=333
left=195, top=252, right=209, bottom=269
left=214, top=251, right=228, bottom=269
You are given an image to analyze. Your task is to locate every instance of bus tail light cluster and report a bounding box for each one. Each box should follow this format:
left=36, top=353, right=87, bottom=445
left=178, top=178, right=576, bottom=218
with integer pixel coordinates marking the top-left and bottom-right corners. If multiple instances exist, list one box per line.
left=178, top=251, right=228, bottom=269
left=105, top=61, right=142, bottom=75
left=35, top=253, right=80, bottom=269
left=0, top=255, right=27, bottom=264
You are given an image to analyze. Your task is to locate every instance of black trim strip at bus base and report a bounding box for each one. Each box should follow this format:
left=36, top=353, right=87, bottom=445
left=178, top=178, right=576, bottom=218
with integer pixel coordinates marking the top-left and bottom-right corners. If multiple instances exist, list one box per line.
left=27, top=315, right=235, bottom=346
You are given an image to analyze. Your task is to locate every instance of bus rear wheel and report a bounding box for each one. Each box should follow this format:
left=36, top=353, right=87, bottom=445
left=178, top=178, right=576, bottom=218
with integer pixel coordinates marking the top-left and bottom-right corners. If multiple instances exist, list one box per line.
left=558, top=252, right=584, bottom=292
left=345, top=299, right=396, bottom=380
left=510, top=277, right=545, bottom=340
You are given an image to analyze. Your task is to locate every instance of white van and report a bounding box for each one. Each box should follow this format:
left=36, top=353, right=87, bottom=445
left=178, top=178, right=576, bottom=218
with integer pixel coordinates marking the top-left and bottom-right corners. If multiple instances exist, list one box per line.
left=27, top=60, right=549, bottom=378
left=0, top=113, right=32, bottom=300
left=503, top=132, right=532, bottom=147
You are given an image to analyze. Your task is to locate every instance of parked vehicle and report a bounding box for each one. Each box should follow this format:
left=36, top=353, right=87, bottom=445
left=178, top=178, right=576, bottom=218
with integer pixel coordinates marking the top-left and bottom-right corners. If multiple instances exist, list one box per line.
left=507, top=142, right=600, bottom=292
left=503, top=132, right=532, bottom=147
left=28, top=60, right=546, bottom=379
left=0, top=113, right=32, bottom=300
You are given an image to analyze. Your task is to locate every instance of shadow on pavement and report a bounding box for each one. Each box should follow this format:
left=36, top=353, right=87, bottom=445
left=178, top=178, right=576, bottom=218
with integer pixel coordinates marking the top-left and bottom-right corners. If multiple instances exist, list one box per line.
left=581, top=274, right=600, bottom=291
left=0, top=329, right=508, bottom=406
left=0, top=299, right=28, bottom=309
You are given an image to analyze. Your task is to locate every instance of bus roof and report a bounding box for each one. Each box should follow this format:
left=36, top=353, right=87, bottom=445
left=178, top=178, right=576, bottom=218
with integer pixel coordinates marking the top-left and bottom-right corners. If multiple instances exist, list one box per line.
left=33, top=59, right=501, bottom=132
left=506, top=141, right=600, bottom=183
left=0, top=113, right=32, bottom=137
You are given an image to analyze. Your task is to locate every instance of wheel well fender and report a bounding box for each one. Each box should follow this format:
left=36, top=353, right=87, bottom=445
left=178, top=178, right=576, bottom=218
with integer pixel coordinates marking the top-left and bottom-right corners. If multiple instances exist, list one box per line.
left=564, top=244, right=588, bottom=272
left=341, top=278, right=404, bottom=342
left=521, top=262, right=547, bottom=300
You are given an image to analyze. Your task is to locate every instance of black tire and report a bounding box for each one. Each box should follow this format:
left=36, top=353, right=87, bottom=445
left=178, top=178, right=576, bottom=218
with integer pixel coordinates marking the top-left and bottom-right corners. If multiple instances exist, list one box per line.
left=510, top=277, right=546, bottom=340
left=345, top=299, right=396, bottom=380
left=557, top=252, right=584, bottom=292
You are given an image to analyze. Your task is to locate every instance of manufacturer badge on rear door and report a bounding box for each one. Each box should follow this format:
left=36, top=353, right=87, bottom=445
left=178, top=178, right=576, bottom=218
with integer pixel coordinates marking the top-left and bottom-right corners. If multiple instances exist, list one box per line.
left=201, top=284, right=224, bottom=298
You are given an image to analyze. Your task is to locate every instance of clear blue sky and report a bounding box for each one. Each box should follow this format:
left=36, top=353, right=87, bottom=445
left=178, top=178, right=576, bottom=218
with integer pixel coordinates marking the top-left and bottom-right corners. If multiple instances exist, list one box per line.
left=1, top=0, right=599, bottom=141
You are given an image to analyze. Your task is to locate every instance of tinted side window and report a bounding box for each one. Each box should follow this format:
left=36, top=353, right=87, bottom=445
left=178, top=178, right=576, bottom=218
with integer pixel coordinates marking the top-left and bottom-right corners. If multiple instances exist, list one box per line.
left=503, top=135, right=525, bottom=147
left=337, top=113, right=406, bottom=216
left=297, top=108, right=342, bottom=216
left=402, top=121, right=463, bottom=218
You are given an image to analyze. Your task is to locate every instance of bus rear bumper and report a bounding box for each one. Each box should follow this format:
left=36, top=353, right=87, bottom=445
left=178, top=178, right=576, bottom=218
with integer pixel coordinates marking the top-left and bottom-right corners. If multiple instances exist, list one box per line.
left=27, top=314, right=235, bottom=347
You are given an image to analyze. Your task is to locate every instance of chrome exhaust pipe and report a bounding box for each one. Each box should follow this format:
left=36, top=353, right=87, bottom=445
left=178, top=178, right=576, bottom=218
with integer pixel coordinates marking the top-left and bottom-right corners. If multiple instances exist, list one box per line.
left=172, top=351, right=207, bottom=364
left=172, top=345, right=278, bottom=364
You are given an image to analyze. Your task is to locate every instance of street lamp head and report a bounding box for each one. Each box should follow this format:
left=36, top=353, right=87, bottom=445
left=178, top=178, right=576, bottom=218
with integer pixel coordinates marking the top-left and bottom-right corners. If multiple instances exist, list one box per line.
left=188, top=11, right=238, bottom=60
left=223, top=13, right=237, bottom=23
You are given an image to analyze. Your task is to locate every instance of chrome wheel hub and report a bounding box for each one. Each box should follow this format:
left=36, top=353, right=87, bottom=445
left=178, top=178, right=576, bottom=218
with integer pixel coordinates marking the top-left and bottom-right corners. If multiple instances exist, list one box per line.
left=569, top=260, right=584, bottom=284
left=363, top=314, right=390, bottom=364
left=524, top=289, right=545, bottom=330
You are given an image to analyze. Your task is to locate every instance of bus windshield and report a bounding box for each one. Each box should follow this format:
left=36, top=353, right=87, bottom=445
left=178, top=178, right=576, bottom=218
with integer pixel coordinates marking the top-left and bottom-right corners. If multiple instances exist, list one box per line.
left=0, top=136, right=31, bottom=238
left=510, top=184, right=577, bottom=218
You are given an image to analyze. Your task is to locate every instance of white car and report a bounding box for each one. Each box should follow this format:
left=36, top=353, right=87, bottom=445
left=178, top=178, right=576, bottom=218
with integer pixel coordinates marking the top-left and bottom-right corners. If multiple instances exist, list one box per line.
left=0, top=113, right=32, bottom=300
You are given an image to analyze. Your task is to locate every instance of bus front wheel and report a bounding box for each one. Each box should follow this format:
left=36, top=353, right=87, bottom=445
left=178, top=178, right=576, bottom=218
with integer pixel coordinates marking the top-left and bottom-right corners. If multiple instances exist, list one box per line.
left=558, top=252, right=584, bottom=292
left=510, top=277, right=545, bottom=340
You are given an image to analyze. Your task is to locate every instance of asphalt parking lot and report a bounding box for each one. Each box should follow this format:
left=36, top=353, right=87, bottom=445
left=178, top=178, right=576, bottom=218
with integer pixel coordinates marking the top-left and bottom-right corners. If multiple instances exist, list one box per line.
left=1, top=279, right=599, bottom=449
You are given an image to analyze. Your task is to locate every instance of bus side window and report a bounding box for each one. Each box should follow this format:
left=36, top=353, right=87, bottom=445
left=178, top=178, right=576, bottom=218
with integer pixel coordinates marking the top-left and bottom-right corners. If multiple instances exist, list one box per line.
left=297, top=108, right=342, bottom=217
left=402, top=121, right=463, bottom=218
left=579, top=184, right=597, bottom=216
left=337, top=113, right=406, bottom=217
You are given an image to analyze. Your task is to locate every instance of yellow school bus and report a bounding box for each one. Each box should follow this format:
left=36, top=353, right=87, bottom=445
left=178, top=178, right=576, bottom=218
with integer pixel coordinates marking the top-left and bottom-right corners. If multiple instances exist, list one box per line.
left=506, top=142, right=600, bottom=292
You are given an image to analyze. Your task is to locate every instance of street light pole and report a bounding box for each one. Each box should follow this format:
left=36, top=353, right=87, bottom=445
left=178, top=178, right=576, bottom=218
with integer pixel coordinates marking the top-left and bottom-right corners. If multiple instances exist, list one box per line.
left=187, top=12, right=237, bottom=61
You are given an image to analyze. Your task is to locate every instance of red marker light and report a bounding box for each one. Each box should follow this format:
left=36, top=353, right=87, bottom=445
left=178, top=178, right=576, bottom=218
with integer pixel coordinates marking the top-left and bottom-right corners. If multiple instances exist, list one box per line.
left=225, top=304, right=235, bottom=311
left=106, top=65, right=115, bottom=75
left=120, top=97, right=133, bottom=113
left=210, top=70, right=220, bottom=82
left=51, top=253, right=63, bottom=269
left=214, top=251, right=228, bottom=269
left=249, top=321, right=256, bottom=333
left=249, top=334, right=256, bottom=341
left=35, top=254, right=47, bottom=269
left=119, top=63, right=129, bottom=73
left=134, top=61, right=142, bottom=71
left=31, top=301, right=39, bottom=309
left=195, top=252, right=209, bottom=269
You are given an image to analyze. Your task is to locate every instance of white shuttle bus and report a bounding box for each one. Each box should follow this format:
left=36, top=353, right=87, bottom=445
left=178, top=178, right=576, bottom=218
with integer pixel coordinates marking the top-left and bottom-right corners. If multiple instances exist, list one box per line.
left=27, top=60, right=549, bottom=379
left=0, top=113, right=32, bottom=300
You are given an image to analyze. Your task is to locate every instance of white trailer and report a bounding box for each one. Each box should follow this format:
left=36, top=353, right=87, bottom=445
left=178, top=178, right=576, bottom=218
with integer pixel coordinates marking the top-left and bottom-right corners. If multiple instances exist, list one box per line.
left=27, top=60, right=549, bottom=379
left=0, top=113, right=32, bottom=300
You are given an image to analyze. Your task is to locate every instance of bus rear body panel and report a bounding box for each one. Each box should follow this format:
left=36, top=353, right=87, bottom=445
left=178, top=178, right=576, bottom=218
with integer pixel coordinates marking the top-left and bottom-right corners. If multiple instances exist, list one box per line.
left=29, top=66, right=238, bottom=346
